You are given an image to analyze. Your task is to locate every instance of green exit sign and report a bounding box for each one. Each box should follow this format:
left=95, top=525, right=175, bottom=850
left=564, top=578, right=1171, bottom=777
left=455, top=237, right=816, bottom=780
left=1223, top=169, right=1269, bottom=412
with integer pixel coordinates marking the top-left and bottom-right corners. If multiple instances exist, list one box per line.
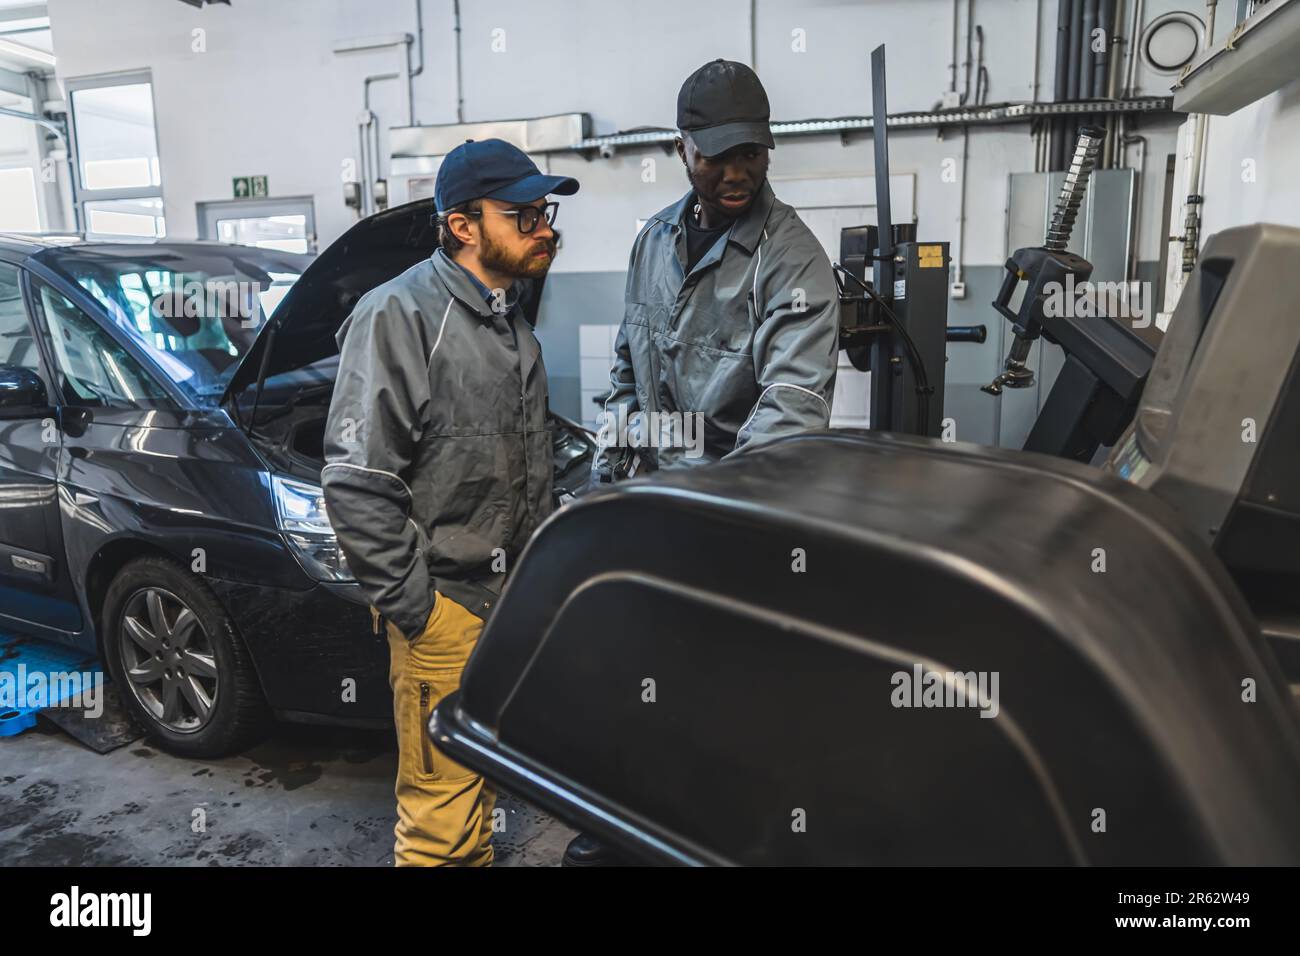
left=232, top=175, right=269, bottom=199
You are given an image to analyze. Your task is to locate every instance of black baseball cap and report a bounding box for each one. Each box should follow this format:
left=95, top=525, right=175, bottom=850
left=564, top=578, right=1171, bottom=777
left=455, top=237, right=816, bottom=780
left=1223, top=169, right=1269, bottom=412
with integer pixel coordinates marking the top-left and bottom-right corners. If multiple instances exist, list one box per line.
left=435, top=138, right=579, bottom=213
left=677, top=59, right=774, bottom=157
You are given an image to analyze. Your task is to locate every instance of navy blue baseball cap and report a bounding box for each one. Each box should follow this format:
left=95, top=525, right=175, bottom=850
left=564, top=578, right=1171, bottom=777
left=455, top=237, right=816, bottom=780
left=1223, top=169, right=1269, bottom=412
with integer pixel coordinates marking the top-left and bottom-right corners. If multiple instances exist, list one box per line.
left=435, top=138, right=579, bottom=213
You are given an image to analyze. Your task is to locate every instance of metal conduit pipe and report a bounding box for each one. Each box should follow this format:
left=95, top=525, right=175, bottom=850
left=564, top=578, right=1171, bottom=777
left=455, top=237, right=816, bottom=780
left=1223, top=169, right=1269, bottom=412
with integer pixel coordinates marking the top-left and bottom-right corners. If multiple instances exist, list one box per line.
left=453, top=0, right=464, bottom=124
left=1066, top=0, right=1083, bottom=103
left=1105, top=0, right=1124, bottom=168
left=408, top=0, right=425, bottom=125
left=1123, top=132, right=1147, bottom=283
left=1096, top=2, right=1117, bottom=95
left=952, top=0, right=961, bottom=96
left=1081, top=0, right=1098, bottom=102
left=1118, top=0, right=1144, bottom=168
left=1094, top=0, right=1115, bottom=165
left=963, top=0, right=975, bottom=103
left=358, top=71, right=399, bottom=217
left=1052, top=0, right=1073, bottom=169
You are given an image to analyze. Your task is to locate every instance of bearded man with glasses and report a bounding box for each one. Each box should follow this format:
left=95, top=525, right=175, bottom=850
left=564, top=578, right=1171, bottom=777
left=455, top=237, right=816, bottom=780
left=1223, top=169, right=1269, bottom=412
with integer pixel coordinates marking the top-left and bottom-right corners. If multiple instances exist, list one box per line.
left=323, top=138, right=579, bottom=866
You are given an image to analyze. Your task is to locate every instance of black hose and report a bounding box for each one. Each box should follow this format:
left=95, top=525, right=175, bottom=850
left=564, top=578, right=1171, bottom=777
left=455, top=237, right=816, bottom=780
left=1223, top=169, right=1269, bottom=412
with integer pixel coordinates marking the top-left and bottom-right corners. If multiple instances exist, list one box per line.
left=833, top=264, right=933, bottom=435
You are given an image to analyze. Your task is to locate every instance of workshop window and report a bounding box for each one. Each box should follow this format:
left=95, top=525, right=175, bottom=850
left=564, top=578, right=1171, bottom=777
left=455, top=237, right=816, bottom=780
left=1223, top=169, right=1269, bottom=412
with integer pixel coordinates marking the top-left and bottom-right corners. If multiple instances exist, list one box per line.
left=196, top=197, right=318, bottom=254
left=67, top=74, right=165, bottom=238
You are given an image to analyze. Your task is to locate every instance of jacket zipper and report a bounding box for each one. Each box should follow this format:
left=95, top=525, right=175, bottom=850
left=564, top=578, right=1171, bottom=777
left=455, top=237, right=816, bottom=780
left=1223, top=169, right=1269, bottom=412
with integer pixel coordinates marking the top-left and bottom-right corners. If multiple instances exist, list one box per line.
left=418, top=681, right=434, bottom=775
left=515, top=323, right=531, bottom=525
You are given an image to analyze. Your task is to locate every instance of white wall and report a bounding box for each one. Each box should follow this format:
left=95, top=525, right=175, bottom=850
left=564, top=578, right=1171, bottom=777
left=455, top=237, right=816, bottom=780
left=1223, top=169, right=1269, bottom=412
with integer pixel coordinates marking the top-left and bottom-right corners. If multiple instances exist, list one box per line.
left=1201, top=76, right=1300, bottom=237
left=46, top=0, right=1197, bottom=265
left=47, top=0, right=446, bottom=245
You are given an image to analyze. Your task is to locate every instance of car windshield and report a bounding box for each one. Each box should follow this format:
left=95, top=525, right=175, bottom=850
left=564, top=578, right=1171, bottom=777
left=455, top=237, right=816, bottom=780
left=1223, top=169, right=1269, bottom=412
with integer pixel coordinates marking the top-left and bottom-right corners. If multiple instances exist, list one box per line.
left=41, top=245, right=312, bottom=406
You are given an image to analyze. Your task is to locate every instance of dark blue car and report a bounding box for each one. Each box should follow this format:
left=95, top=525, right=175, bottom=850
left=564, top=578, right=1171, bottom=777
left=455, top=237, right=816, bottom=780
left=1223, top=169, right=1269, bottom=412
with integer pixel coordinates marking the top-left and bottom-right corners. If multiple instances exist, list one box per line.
left=0, top=201, right=592, bottom=757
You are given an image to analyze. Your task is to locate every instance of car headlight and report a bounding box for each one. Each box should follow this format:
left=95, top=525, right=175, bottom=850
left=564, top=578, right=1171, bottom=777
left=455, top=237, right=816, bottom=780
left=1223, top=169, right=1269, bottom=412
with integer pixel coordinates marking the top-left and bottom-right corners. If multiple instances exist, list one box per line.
left=271, top=475, right=353, bottom=582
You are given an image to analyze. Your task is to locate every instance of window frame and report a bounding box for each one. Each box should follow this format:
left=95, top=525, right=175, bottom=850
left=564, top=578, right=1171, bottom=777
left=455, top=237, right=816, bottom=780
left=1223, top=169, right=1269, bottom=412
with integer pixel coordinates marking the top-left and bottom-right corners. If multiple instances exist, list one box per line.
left=196, top=197, right=319, bottom=254
left=0, top=258, right=58, bottom=409
left=24, top=265, right=183, bottom=413
left=65, top=70, right=166, bottom=236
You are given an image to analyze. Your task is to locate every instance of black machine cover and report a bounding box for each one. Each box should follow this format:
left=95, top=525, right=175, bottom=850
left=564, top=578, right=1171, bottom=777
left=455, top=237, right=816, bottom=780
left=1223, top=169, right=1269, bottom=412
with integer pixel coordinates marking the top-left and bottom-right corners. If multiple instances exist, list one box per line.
left=432, top=431, right=1300, bottom=865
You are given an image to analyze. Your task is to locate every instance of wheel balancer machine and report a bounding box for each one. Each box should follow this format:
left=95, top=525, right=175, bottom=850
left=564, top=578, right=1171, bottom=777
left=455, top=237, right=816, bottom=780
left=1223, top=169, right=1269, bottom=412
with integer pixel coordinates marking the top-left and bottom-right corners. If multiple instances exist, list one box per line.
left=980, top=126, right=1155, bottom=462
left=835, top=45, right=986, bottom=438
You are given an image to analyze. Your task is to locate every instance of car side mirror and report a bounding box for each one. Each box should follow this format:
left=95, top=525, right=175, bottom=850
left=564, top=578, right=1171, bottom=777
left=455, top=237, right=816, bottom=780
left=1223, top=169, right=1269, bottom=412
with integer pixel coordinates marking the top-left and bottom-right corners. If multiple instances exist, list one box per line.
left=0, top=365, right=50, bottom=418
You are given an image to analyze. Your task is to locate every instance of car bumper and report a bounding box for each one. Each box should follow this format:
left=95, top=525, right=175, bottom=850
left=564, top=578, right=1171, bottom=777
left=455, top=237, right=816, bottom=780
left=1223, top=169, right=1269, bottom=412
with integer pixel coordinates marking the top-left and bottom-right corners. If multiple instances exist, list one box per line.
left=207, top=577, right=390, bottom=723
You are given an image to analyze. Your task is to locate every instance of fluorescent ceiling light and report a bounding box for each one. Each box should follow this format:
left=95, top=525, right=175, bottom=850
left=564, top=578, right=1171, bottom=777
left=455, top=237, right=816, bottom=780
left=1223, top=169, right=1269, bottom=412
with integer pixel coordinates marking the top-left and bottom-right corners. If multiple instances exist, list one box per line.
left=0, top=36, right=53, bottom=67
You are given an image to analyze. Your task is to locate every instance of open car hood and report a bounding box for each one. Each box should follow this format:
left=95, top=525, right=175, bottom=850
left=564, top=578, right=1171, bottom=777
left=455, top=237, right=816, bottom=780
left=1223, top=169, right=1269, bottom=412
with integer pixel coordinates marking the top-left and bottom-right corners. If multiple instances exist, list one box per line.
left=220, top=199, right=438, bottom=405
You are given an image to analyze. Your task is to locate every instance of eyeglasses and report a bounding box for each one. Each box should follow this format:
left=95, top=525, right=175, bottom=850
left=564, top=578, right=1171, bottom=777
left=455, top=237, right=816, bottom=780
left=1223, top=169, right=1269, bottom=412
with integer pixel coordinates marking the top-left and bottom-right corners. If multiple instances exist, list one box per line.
left=459, top=202, right=559, bottom=234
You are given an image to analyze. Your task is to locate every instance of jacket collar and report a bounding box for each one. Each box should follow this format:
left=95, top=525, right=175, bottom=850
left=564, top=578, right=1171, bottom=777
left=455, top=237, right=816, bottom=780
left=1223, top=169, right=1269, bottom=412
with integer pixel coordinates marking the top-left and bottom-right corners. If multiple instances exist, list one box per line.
left=651, top=179, right=776, bottom=256
left=431, top=248, right=495, bottom=318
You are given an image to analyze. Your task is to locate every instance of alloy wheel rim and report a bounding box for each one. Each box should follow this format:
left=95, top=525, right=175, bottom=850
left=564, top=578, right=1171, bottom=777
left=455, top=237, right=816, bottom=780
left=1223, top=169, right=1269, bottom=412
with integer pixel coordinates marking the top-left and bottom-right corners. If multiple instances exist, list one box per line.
left=119, top=587, right=219, bottom=733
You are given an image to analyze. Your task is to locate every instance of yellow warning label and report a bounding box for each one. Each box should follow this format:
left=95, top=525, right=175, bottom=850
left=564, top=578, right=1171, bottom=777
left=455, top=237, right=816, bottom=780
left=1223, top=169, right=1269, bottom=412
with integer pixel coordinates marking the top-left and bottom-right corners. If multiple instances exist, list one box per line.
left=918, top=244, right=946, bottom=268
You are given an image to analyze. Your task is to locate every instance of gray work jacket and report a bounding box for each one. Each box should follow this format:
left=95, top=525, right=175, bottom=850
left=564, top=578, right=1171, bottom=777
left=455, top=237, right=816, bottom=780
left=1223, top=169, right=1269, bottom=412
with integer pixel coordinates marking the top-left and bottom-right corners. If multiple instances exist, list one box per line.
left=322, top=249, right=552, bottom=639
left=593, top=180, right=839, bottom=478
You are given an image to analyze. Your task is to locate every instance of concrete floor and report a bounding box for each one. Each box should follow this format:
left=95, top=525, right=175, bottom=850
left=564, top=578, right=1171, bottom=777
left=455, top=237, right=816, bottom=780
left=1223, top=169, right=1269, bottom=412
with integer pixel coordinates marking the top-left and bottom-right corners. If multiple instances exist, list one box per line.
left=0, top=720, right=574, bottom=866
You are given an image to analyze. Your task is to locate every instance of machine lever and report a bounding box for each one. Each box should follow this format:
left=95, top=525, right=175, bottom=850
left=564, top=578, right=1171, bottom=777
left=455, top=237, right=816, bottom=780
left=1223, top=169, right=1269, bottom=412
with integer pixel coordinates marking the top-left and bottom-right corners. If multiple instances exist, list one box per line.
left=983, top=125, right=1105, bottom=397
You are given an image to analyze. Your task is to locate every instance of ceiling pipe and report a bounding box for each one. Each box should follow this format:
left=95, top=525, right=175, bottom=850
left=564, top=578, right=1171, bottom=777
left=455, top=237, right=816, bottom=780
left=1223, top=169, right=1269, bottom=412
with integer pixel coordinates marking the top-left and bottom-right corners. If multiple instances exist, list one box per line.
left=749, top=0, right=757, bottom=71
left=408, top=0, right=424, bottom=125
left=1031, top=0, right=1043, bottom=103
left=453, top=0, right=464, bottom=124
left=332, top=33, right=414, bottom=126
left=0, top=102, right=63, bottom=138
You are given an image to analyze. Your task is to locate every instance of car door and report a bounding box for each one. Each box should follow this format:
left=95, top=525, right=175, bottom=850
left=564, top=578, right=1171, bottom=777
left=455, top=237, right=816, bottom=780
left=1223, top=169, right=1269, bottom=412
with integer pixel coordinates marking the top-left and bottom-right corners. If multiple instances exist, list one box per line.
left=26, top=277, right=183, bottom=599
left=0, top=261, right=83, bottom=634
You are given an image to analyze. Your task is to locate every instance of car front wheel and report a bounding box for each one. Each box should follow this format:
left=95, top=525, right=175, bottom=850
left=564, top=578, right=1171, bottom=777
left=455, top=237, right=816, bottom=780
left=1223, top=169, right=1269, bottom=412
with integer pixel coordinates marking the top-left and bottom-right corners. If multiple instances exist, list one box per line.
left=102, top=556, right=270, bottom=757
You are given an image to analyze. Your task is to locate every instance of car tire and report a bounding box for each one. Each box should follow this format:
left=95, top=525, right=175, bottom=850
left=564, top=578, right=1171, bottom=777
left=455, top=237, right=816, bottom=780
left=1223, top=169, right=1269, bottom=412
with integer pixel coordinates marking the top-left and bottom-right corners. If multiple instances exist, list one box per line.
left=101, top=555, right=270, bottom=757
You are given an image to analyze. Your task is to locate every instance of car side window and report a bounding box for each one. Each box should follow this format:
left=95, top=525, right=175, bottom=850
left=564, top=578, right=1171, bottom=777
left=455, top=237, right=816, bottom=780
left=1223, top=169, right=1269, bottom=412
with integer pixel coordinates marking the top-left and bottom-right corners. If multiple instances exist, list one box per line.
left=0, top=262, right=43, bottom=374
left=35, top=282, right=172, bottom=410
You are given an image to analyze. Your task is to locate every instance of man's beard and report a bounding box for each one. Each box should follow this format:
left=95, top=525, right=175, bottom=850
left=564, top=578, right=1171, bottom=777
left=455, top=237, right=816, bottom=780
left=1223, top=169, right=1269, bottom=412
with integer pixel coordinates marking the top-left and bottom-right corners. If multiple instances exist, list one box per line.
left=480, top=226, right=557, bottom=280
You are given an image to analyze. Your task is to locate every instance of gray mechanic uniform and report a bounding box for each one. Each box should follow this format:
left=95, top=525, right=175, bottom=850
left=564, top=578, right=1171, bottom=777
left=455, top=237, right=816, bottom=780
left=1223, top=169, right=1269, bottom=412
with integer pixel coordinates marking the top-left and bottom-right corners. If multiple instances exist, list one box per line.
left=321, top=248, right=552, bottom=640
left=593, top=179, right=839, bottom=480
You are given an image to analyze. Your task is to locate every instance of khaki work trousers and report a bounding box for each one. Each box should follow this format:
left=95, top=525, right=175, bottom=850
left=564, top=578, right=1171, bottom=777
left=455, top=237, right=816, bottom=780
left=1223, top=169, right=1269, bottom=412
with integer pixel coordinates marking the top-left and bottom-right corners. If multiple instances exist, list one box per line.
left=383, top=592, right=495, bottom=866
